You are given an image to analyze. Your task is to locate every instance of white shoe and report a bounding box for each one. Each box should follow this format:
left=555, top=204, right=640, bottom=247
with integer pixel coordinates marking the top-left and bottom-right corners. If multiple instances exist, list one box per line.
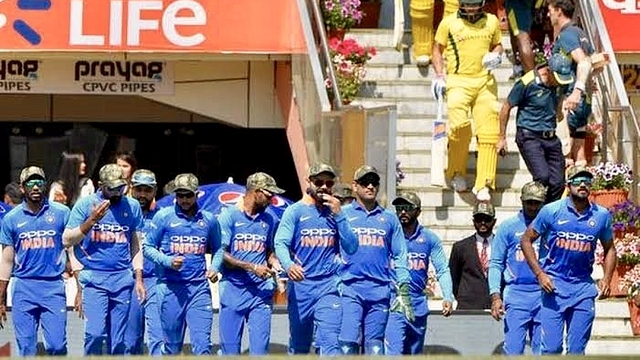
left=474, top=187, right=491, bottom=202
left=451, top=175, right=467, bottom=192
left=416, top=55, right=430, bottom=67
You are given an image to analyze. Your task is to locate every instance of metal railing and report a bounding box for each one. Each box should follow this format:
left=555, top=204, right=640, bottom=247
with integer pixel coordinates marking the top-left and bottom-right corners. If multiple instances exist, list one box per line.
left=576, top=0, right=640, bottom=203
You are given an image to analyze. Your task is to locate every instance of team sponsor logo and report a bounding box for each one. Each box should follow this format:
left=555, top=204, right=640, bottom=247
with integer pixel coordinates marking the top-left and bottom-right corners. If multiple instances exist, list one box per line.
left=91, top=223, right=130, bottom=243
left=299, top=228, right=335, bottom=248
left=19, top=229, right=56, bottom=249
left=556, top=231, right=595, bottom=252
left=233, top=233, right=267, bottom=253
left=352, top=227, right=386, bottom=247
left=218, top=191, right=243, bottom=206
left=169, top=235, right=206, bottom=254
left=408, top=252, right=427, bottom=271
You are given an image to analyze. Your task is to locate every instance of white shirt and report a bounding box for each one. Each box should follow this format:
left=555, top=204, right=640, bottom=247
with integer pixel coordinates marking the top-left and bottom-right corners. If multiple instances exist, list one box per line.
left=475, top=233, right=493, bottom=259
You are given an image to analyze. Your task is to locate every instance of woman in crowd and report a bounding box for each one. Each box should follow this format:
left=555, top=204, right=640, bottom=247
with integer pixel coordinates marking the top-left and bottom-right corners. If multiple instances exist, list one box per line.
left=49, top=150, right=95, bottom=208
left=114, top=151, right=138, bottom=195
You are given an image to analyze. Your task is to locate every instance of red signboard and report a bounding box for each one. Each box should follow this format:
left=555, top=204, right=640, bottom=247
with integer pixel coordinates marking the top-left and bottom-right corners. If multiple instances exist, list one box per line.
left=599, top=0, right=640, bottom=52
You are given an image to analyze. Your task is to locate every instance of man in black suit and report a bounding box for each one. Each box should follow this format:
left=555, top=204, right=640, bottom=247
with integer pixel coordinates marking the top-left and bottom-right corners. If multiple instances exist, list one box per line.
left=449, top=202, right=497, bottom=310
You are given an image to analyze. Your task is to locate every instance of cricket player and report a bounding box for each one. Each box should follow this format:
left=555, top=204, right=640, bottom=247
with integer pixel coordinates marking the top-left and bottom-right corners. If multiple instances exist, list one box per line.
left=339, top=165, right=413, bottom=355
left=497, top=53, right=574, bottom=203
left=143, top=173, right=223, bottom=355
left=274, top=163, right=358, bottom=355
left=384, top=192, right=453, bottom=355
left=63, top=164, right=145, bottom=355
left=520, top=166, right=616, bottom=354
left=0, top=167, right=69, bottom=356
left=124, top=169, right=162, bottom=355
left=488, top=181, right=546, bottom=355
left=432, top=0, right=504, bottom=201
left=547, top=0, right=595, bottom=166
left=218, top=172, right=285, bottom=355
left=410, top=0, right=459, bottom=66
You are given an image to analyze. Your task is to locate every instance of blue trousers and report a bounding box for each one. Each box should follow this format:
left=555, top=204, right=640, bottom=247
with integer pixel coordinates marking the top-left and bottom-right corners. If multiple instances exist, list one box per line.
left=503, top=285, right=542, bottom=355
left=79, top=269, right=133, bottom=355
left=384, top=311, right=427, bottom=355
left=540, top=281, right=598, bottom=354
left=124, top=277, right=162, bottom=355
left=218, top=280, right=272, bottom=355
left=515, top=128, right=565, bottom=203
left=11, top=278, right=67, bottom=356
left=286, top=277, right=342, bottom=355
left=156, top=280, right=212, bottom=355
left=339, top=280, right=391, bottom=355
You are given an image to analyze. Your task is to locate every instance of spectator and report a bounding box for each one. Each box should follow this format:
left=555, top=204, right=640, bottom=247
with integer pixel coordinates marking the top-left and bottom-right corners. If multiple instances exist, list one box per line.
left=50, top=150, right=95, bottom=208
left=114, top=151, right=138, bottom=195
left=333, top=183, right=355, bottom=205
left=449, top=202, right=496, bottom=310
left=3, top=182, right=23, bottom=207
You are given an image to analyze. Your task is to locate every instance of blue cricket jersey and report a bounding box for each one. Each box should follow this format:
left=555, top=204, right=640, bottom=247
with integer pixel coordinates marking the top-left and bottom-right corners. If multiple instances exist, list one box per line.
left=489, top=211, right=540, bottom=295
left=143, top=205, right=223, bottom=282
left=395, top=225, right=453, bottom=316
left=0, top=201, right=70, bottom=279
left=0, top=202, right=11, bottom=220
left=141, top=205, right=159, bottom=278
left=531, top=198, right=612, bottom=283
left=218, top=206, right=278, bottom=288
left=552, top=23, right=594, bottom=94
left=273, top=201, right=358, bottom=280
left=67, top=192, right=144, bottom=272
left=341, top=202, right=410, bottom=285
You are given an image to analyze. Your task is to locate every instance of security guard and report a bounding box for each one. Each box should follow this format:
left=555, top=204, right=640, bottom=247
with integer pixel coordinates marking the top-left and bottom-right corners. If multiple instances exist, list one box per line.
left=432, top=0, right=504, bottom=201
left=497, top=53, right=574, bottom=203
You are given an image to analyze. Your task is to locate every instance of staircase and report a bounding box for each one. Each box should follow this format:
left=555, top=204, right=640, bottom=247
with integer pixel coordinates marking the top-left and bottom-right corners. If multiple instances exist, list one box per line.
left=346, top=28, right=640, bottom=355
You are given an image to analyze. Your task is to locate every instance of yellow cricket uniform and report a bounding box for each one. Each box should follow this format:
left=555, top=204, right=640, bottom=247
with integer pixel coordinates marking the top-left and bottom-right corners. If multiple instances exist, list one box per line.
left=410, top=0, right=459, bottom=59
left=435, top=12, right=502, bottom=192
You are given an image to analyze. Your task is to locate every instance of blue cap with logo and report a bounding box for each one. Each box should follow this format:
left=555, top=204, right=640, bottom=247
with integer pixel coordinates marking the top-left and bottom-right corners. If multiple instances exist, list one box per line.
left=549, top=53, right=575, bottom=85
left=131, top=169, right=157, bottom=187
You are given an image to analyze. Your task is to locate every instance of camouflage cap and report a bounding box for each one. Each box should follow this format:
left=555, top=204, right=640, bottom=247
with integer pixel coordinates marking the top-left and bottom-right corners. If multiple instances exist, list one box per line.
left=521, top=181, right=547, bottom=202
left=354, top=165, right=380, bottom=181
left=473, top=202, right=495, bottom=218
left=333, top=183, right=354, bottom=199
left=308, top=163, right=336, bottom=178
left=566, top=165, right=594, bottom=181
left=173, top=173, right=199, bottom=193
left=392, top=192, right=422, bottom=208
left=246, top=172, right=285, bottom=194
left=99, top=164, right=127, bottom=189
left=131, top=169, right=157, bottom=187
left=20, top=166, right=46, bottom=184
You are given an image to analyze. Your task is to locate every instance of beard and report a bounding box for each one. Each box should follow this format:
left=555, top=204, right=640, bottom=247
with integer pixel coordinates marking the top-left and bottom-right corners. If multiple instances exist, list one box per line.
left=109, top=195, right=123, bottom=204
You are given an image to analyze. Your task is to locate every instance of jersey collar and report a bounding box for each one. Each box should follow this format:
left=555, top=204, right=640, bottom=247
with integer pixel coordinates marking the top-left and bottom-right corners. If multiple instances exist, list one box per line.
left=352, top=200, right=384, bottom=216
left=20, top=200, right=50, bottom=216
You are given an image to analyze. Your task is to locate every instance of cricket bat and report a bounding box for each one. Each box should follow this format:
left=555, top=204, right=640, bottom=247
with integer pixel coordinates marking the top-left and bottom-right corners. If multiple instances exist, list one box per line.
left=430, top=97, right=447, bottom=187
left=393, top=0, right=405, bottom=51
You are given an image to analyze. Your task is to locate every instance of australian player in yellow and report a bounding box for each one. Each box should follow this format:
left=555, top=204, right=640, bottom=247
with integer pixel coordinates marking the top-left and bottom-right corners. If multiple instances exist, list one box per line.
left=431, top=0, right=503, bottom=201
left=410, top=0, right=459, bottom=66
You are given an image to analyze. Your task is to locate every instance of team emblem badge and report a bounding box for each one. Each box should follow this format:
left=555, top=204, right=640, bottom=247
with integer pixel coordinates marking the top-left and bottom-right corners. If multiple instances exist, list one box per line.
left=197, top=219, right=206, bottom=228
left=379, top=216, right=385, bottom=223
left=124, top=212, right=128, bottom=217
left=588, top=219, right=596, bottom=228
left=417, top=237, right=425, bottom=243
left=45, top=214, right=55, bottom=224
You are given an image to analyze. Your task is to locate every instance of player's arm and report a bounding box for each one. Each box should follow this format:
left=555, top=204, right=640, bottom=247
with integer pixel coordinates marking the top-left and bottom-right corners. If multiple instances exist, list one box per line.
left=490, top=21, right=504, bottom=54
left=389, top=217, right=410, bottom=285
left=488, top=225, right=509, bottom=298
left=500, top=82, right=524, bottom=139
left=448, top=243, right=462, bottom=298
left=208, top=217, right=224, bottom=273
left=63, top=199, right=107, bottom=247
left=429, top=234, right=453, bottom=302
left=335, top=210, right=358, bottom=255
left=571, top=47, right=592, bottom=95
left=273, top=208, right=297, bottom=272
left=432, top=18, right=450, bottom=77
left=520, top=206, right=554, bottom=292
left=0, top=245, right=14, bottom=306
left=599, top=213, right=616, bottom=287
left=142, top=213, right=173, bottom=269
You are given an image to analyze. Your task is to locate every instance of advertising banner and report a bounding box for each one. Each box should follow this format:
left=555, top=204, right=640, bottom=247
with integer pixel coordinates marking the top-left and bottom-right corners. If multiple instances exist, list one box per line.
left=621, top=63, right=640, bottom=94
left=599, top=0, right=640, bottom=52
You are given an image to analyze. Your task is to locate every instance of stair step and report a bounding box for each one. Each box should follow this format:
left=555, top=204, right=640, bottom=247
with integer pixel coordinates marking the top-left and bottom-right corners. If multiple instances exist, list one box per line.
left=364, top=63, right=515, bottom=82
left=397, top=184, right=532, bottom=208
left=419, top=205, right=521, bottom=226
left=346, top=29, right=513, bottom=51
left=397, top=149, right=529, bottom=172
left=586, top=338, right=640, bottom=355
left=354, top=91, right=511, bottom=115
left=396, top=131, right=519, bottom=152
left=592, top=317, right=635, bottom=337
left=396, top=112, right=519, bottom=134
left=359, top=77, right=514, bottom=99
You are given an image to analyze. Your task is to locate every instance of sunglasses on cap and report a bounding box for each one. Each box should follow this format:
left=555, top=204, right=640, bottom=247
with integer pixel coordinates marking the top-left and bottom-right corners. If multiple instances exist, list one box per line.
left=312, top=179, right=335, bottom=188
left=568, top=176, right=593, bottom=186
left=395, top=204, right=418, bottom=213
left=24, top=179, right=46, bottom=189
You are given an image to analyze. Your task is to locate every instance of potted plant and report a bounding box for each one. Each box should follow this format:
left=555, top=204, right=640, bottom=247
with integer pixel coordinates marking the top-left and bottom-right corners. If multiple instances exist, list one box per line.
left=596, top=232, right=640, bottom=297
left=588, top=161, right=633, bottom=209
left=321, top=0, right=363, bottom=39
left=611, top=200, right=640, bottom=236
left=619, top=264, right=640, bottom=335
left=326, top=37, right=376, bottom=105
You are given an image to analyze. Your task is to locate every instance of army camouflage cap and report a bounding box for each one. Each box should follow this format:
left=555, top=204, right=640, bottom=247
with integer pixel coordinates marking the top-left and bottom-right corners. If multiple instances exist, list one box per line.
left=308, top=163, right=336, bottom=178
left=521, top=181, right=547, bottom=202
left=566, top=165, right=594, bottom=181
left=354, top=165, right=380, bottom=181
left=333, top=183, right=354, bottom=199
left=131, top=169, right=157, bottom=187
left=246, top=172, right=285, bottom=194
left=473, top=202, right=495, bottom=218
left=173, top=173, right=199, bottom=193
left=99, top=164, right=127, bottom=189
left=20, top=166, right=46, bottom=184
left=392, top=192, right=422, bottom=208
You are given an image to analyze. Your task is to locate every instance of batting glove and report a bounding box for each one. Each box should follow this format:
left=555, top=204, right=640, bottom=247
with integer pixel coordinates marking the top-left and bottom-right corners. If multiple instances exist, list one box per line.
left=431, top=76, right=446, bottom=101
left=390, top=283, right=415, bottom=322
left=482, top=52, right=502, bottom=71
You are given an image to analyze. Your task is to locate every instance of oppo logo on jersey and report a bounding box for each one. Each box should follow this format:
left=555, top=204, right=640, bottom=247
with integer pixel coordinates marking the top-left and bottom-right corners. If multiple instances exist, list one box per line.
left=352, top=227, right=386, bottom=247
left=91, top=223, right=129, bottom=243
left=300, top=228, right=335, bottom=248
left=233, top=233, right=267, bottom=253
left=408, top=252, right=427, bottom=271
left=169, top=235, right=206, bottom=255
left=556, top=231, right=594, bottom=252
left=19, top=230, right=56, bottom=250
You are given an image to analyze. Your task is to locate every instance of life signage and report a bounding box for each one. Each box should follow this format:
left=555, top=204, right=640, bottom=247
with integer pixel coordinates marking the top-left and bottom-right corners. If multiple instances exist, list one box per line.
left=599, top=0, right=640, bottom=52
left=621, top=64, right=640, bottom=94
left=0, top=59, right=174, bottom=94
left=0, top=0, right=305, bottom=53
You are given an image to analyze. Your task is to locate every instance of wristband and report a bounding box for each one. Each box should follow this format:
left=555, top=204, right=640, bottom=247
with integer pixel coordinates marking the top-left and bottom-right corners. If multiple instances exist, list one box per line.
left=574, top=81, right=586, bottom=93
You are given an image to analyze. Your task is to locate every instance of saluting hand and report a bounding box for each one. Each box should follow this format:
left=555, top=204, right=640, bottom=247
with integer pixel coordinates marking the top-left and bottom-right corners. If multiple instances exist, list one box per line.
left=90, top=200, right=110, bottom=223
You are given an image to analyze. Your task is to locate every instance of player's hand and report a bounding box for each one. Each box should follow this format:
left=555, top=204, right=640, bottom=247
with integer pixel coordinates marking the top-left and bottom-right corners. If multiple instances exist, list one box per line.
left=287, top=264, right=305, bottom=282
left=491, top=298, right=505, bottom=321
left=390, top=283, right=415, bottom=322
left=0, top=305, right=6, bottom=329
left=74, top=291, right=84, bottom=319
left=496, top=138, right=507, bottom=156
left=564, top=90, right=581, bottom=112
left=171, top=256, right=184, bottom=270
left=268, top=258, right=284, bottom=273
left=90, top=200, right=111, bottom=223
left=431, top=76, right=446, bottom=101
left=597, top=278, right=611, bottom=299
left=482, top=52, right=502, bottom=71
left=442, top=301, right=453, bottom=317
left=320, top=194, right=342, bottom=216
left=252, top=264, right=275, bottom=280
left=206, top=270, right=219, bottom=284
left=537, top=272, right=555, bottom=293
left=135, top=280, right=146, bottom=304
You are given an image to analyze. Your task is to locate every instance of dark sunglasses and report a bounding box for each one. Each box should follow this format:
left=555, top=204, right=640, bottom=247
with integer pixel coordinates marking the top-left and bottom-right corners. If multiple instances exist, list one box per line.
left=176, top=192, right=195, bottom=199
left=473, top=215, right=494, bottom=224
left=395, top=204, right=417, bottom=213
left=312, top=179, right=335, bottom=188
left=24, top=179, right=46, bottom=189
left=357, top=179, right=380, bottom=187
left=568, top=177, right=592, bottom=186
